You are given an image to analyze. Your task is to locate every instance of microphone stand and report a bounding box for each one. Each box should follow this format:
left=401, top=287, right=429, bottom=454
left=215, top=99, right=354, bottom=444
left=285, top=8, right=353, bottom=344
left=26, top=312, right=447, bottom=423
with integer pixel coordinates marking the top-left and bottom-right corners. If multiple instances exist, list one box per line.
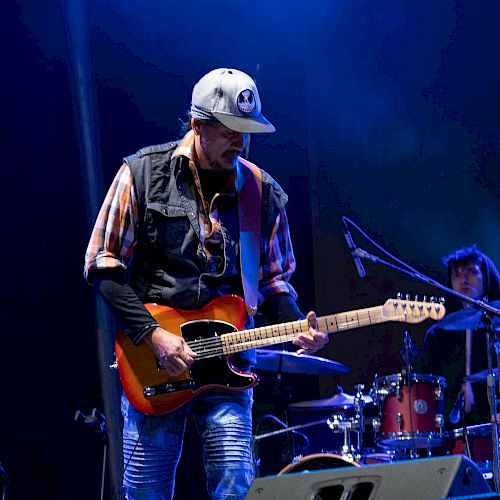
left=461, top=410, right=472, bottom=461
left=483, top=314, right=500, bottom=490
left=352, top=246, right=500, bottom=490
left=400, top=330, right=418, bottom=457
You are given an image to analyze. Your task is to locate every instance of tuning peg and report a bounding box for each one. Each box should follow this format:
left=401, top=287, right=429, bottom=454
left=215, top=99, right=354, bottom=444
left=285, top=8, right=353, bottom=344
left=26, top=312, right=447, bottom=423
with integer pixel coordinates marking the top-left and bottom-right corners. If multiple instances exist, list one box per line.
left=414, top=294, right=419, bottom=302
left=405, top=293, right=411, bottom=300
left=396, top=292, right=403, bottom=300
left=439, top=297, right=446, bottom=304
left=423, top=295, right=428, bottom=302
left=430, top=296, right=437, bottom=303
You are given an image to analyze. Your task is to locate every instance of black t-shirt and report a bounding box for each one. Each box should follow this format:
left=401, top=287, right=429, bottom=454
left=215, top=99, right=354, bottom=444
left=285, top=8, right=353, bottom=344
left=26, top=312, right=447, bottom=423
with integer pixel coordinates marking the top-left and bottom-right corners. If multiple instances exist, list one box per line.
left=420, top=326, right=490, bottom=426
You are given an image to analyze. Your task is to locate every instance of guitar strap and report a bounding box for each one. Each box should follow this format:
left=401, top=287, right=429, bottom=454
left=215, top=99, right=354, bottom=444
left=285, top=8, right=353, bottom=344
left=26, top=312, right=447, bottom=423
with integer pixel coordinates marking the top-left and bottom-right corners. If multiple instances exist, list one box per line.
left=237, top=157, right=262, bottom=317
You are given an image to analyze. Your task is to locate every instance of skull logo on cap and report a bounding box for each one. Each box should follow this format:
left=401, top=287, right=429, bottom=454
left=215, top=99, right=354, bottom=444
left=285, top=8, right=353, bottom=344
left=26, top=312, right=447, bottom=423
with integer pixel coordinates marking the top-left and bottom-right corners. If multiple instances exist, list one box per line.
left=237, top=89, right=256, bottom=115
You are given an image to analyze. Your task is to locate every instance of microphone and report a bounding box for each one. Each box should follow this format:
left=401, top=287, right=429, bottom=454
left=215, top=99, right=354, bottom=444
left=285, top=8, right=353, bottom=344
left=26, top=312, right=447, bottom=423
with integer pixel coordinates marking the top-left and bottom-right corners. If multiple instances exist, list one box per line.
left=449, top=392, right=465, bottom=425
left=343, top=221, right=366, bottom=278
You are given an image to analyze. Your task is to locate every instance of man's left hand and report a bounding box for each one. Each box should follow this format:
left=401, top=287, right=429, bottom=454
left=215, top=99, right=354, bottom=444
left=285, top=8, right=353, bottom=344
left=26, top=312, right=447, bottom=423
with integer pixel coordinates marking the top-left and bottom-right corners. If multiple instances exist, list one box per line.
left=292, top=311, right=329, bottom=354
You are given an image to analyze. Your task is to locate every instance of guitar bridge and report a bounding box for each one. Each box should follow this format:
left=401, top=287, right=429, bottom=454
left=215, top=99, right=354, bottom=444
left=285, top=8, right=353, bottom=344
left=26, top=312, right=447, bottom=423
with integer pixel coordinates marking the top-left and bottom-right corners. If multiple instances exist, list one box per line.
left=143, top=379, right=196, bottom=398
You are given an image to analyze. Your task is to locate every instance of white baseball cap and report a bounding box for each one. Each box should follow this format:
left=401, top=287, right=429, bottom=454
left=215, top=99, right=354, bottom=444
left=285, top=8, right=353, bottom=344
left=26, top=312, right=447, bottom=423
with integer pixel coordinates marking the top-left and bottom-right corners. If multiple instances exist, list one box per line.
left=191, top=68, right=276, bottom=133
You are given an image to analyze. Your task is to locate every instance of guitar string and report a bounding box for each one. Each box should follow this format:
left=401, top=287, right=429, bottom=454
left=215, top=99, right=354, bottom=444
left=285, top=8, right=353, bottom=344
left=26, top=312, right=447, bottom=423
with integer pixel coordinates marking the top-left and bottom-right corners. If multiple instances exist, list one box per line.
left=185, top=308, right=390, bottom=352
left=184, top=309, right=391, bottom=359
left=185, top=309, right=391, bottom=354
left=149, top=308, right=443, bottom=375
left=182, top=300, right=438, bottom=348
left=181, top=304, right=440, bottom=359
left=184, top=310, right=370, bottom=352
left=185, top=320, right=309, bottom=359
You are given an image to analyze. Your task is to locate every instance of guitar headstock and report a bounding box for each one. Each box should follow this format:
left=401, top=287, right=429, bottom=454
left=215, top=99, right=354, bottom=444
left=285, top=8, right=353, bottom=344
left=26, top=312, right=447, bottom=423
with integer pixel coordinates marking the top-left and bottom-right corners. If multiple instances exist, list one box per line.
left=383, top=294, right=446, bottom=324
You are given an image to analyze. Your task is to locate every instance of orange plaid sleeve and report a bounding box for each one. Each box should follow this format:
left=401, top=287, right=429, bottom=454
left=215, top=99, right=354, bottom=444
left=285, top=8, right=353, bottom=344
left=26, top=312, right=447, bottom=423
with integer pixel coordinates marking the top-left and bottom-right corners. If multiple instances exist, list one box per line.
left=84, top=164, right=138, bottom=281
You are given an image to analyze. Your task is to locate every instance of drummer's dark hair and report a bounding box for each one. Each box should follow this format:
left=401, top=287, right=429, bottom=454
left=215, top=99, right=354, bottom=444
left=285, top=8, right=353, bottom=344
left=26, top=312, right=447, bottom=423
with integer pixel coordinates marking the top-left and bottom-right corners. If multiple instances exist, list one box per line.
left=443, top=245, right=483, bottom=269
left=442, top=244, right=500, bottom=309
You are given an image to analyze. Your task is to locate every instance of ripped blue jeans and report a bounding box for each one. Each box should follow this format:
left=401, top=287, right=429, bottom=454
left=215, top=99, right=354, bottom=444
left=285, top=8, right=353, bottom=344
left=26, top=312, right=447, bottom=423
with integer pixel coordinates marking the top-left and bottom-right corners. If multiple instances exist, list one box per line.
left=121, top=389, right=254, bottom=499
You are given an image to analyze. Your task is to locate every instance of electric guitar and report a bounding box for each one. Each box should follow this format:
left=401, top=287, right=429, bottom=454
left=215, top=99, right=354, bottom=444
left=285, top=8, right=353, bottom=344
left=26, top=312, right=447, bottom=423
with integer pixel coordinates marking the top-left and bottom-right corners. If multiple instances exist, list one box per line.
left=115, top=294, right=445, bottom=415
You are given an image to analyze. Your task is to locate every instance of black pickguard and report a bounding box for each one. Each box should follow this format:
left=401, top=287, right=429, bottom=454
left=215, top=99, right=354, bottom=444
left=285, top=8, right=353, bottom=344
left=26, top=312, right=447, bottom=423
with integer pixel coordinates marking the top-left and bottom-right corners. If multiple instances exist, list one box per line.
left=181, top=319, right=256, bottom=391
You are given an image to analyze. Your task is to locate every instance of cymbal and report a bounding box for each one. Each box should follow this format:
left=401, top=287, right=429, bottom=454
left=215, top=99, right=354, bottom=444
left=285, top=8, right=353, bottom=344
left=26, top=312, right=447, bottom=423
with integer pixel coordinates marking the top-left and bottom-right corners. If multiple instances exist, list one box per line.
left=435, top=300, right=500, bottom=331
left=464, top=368, right=498, bottom=383
left=288, top=391, right=373, bottom=409
left=254, top=349, right=350, bottom=376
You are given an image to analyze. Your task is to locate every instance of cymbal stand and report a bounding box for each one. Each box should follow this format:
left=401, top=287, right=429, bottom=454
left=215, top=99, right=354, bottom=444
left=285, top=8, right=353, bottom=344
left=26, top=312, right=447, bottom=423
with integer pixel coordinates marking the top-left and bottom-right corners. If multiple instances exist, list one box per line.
left=353, top=384, right=366, bottom=454
left=326, top=385, right=367, bottom=462
left=461, top=408, right=473, bottom=460
left=484, top=315, right=500, bottom=492
left=327, top=414, right=357, bottom=460
left=400, top=328, right=419, bottom=457
left=75, top=408, right=108, bottom=500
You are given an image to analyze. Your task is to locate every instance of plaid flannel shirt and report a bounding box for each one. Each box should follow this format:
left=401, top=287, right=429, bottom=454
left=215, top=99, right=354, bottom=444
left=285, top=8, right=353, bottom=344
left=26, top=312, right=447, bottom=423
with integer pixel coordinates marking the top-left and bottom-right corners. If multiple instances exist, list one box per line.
left=84, top=132, right=298, bottom=304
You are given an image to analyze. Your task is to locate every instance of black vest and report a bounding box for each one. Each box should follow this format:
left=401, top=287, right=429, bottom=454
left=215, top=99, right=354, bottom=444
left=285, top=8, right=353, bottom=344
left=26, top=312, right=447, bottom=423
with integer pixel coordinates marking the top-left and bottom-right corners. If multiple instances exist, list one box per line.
left=124, top=141, right=288, bottom=311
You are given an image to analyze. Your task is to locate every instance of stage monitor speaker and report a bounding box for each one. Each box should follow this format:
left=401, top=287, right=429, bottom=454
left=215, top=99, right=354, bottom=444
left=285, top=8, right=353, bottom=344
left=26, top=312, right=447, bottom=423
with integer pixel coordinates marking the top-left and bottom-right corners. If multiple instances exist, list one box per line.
left=245, top=455, right=492, bottom=500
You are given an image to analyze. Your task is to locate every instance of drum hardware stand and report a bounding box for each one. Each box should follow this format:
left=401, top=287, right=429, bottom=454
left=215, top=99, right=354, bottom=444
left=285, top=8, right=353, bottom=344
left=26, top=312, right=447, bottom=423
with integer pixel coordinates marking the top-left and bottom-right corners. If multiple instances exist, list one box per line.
left=483, top=315, right=500, bottom=492
left=327, top=414, right=358, bottom=461
left=369, top=375, right=383, bottom=446
left=324, top=384, right=370, bottom=462
left=461, top=413, right=472, bottom=461
left=450, top=391, right=473, bottom=461
left=74, top=408, right=107, bottom=500
left=353, top=384, right=366, bottom=456
left=400, top=328, right=420, bottom=458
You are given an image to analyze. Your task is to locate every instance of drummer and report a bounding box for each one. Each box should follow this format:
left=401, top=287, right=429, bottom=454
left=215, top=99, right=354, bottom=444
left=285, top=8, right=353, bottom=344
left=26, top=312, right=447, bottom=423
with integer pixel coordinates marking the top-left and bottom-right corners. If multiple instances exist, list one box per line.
left=420, top=245, right=500, bottom=427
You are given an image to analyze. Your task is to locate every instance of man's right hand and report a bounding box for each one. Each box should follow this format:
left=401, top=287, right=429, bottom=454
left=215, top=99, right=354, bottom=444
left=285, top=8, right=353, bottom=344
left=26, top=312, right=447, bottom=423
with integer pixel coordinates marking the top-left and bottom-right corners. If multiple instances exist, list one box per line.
left=144, top=327, right=198, bottom=376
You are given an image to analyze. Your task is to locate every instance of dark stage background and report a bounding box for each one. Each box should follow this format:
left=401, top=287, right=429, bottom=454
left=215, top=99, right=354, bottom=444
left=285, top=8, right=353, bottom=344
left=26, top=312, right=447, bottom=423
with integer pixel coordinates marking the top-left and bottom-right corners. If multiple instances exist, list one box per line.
left=1, top=0, right=499, bottom=498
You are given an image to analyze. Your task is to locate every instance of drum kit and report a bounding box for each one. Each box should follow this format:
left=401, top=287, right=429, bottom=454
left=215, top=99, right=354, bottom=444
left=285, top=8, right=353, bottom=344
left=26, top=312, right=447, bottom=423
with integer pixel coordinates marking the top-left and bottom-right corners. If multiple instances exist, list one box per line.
left=252, top=305, right=500, bottom=479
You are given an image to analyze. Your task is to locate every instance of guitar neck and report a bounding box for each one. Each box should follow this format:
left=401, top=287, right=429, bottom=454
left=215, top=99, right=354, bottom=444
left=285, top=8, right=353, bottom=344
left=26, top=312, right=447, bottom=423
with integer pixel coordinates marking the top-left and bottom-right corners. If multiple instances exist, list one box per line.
left=221, top=304, right=389, bottom=355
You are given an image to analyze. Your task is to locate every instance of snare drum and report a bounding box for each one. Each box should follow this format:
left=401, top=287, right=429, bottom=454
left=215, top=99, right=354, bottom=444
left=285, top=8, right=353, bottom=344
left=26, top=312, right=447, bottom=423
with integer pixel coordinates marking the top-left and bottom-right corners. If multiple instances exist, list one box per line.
left=372, top=373, right=446, bottom=448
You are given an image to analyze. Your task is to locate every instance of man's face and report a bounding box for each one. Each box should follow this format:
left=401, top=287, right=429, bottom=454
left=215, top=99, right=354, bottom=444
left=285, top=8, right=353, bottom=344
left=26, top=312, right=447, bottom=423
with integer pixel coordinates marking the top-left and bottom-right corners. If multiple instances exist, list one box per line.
left=450, top=261, right=485, bottom=301
left=194, top=120, right=249, bottom=171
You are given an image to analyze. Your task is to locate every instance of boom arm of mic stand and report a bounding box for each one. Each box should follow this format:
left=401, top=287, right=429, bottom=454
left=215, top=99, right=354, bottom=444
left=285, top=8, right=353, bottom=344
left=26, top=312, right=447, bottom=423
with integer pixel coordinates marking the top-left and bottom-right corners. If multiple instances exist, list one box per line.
left=353, top=248, right=500, bottom=315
